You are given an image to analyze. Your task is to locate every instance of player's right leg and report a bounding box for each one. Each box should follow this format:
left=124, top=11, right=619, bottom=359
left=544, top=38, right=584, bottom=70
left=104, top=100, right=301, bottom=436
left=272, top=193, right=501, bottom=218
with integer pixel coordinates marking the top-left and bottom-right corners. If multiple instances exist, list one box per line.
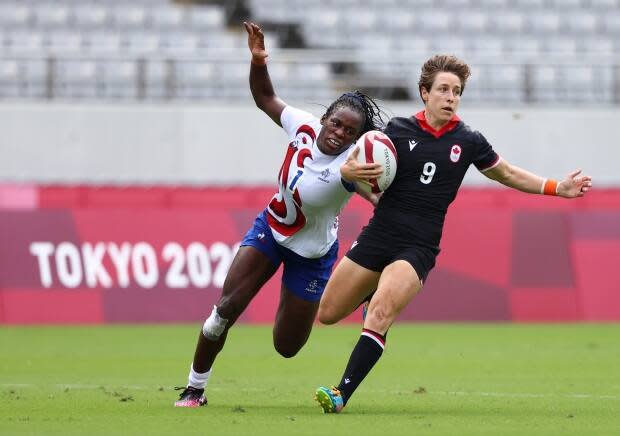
left=175, top=212, right=281, bottom=407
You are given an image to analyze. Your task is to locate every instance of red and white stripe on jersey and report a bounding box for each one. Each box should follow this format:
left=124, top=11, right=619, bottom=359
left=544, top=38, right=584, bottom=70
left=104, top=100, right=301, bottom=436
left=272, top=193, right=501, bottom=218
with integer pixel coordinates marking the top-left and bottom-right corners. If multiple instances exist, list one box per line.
left=479, top=155, right=502, bottom=172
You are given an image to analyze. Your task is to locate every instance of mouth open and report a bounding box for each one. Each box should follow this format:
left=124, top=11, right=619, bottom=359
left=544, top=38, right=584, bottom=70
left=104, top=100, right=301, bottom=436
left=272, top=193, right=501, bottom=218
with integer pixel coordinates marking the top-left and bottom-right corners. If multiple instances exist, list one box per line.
left=442, top=107, right=453, bottom=114
left=326, top=138, right=342, bottom=151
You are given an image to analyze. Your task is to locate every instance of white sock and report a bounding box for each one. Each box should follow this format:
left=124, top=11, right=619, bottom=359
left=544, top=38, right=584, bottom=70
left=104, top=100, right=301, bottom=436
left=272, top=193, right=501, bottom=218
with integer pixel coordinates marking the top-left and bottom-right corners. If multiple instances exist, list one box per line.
left=187, top=365, right=211, bottom=389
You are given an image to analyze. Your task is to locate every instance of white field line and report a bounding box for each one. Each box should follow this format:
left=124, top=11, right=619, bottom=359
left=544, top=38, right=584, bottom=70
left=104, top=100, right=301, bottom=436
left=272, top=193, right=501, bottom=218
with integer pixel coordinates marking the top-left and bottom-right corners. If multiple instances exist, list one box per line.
left=2, top=384, right=619, bottom=400
left=434, top=390, right=619, bottom=400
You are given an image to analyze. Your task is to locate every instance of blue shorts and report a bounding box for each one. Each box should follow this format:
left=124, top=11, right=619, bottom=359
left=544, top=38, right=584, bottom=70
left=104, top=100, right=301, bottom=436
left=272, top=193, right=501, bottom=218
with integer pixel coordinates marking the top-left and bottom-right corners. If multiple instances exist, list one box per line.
left=240, top=210, right=339, bottom=302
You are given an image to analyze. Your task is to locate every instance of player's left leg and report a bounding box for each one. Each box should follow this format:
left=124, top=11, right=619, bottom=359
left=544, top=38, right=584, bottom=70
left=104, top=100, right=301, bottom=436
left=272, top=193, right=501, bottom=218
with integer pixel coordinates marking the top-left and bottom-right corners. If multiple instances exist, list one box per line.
left=271, top=238, right=339, bottom=357
left=272, top=285, right=318, bottom=358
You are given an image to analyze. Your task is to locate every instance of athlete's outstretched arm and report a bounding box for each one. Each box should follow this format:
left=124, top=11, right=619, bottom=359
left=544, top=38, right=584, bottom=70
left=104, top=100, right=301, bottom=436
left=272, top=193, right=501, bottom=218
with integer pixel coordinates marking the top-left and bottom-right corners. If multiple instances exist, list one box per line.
left=483, top=159, right=592, bottom=198
left=244, top=21, right=286, bottom=126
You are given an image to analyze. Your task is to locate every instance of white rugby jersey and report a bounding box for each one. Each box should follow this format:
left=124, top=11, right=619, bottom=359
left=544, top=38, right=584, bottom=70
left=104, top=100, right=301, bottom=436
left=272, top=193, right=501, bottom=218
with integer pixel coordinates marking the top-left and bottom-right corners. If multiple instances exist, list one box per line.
left=266, top=105, right=355, bottom=258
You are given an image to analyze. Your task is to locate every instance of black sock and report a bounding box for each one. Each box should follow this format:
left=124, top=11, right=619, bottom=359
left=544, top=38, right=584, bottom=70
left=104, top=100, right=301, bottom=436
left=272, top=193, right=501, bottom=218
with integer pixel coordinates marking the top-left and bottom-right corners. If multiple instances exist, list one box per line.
left=337, top=328, right=385, bottom=405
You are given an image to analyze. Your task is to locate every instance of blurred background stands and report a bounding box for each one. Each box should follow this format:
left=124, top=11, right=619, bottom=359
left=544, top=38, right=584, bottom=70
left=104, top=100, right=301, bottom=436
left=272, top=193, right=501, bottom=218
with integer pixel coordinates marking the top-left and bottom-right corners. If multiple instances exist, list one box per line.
left=0, top=0, right=619, bottom=104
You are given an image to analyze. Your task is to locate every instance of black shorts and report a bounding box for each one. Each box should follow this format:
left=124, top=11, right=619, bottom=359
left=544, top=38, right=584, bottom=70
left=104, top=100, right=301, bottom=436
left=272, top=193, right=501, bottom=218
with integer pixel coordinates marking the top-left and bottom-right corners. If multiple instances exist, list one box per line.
left=345, top=222, right=440, bottom=284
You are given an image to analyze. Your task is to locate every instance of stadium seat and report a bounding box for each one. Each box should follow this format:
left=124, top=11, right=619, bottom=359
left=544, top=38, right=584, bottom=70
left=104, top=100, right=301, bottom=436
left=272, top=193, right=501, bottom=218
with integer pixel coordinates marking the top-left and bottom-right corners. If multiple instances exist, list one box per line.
left=265, top=62, right=290, bottom=82
left=506, top=37, right=541, bottom=57
left=474, top=0, right=509, bottom=7
left=6, top=30, right=44, bottom=55
left=295, top=63, right=330, bottom=83
left=345, top=11, right=377, bottom=32
left=530, top=66, right=560, bottom=103
left=400, top=0, right=436, bottom=6
left=47, top=31, right=84, bottom=55
left=432, top=37, right=468, bottom=57
left=54, top=60, right=99, bottom=99
left=250, top=0, right=295, bottom=24
left=441, top=0, right=472, bottom=7
left=579, top=37, right=615, bottom=56
left=161, top=32, right=200, bottom=56
left=602, top=12, right=620, bottom=34
left=92, top=0, right=170, bottom=3
left=563, top=12, right=599, bottom=34
left=150, top=6, right=186, bottom=30
left=111, top=6, right=147, bottom=29
left=33, top=4, right=71, bottom=28
left=305, top=11, right=341, bottom=33
left=527, top=12, right=561, bottom=34
left=491, top=12, right=526, bottom=34
left=469, top=37, right=505, bottom=58
left=187, top=6, right=225, bottom=30
left=174, top=60, right=214, bottom=89
left=548, top=0, right=583, bottom=7
left=0, top=60, right=20, bottom=98
left=588, top=0, right=618, bottom=8
left=462, top=64, right=483, bottom=102
left=563, top=66, right=598, bottom=103
left=22, top=59, right=48, bottom=98
left=418, top=11, right=453, bottom=32
left=73, top=5, right=110, bottom=29
left=124, top=32, right=161, bottom=55
left=514, top=0, right=546, bottom=8
left=457, top=11, right=490, bottom=33
left=358, top=35, right=394, bottom=53
left=144, top=60, right=169, bottom=99
left=486, top=64, right=523, bottom=103
left=542, top=37, right=577, bottom=57
left=100, top=60, right=138, bottom=99
left=393, top=36, right=432, bottom=58
left=84, top=31, right=123, bottom=55
left=0, top=3, right=32, bottom=28
left=201, top=33, right=250, bottom=50
left=219, top=62, right=248, bottom=84
left=380, top=10, right=415, bottom=31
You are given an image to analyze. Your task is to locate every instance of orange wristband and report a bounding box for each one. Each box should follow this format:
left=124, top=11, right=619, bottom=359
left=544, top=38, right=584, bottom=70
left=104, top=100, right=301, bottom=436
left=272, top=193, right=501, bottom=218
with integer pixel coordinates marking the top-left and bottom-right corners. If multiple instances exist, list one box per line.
left=542, top=179, right=558, bottom=196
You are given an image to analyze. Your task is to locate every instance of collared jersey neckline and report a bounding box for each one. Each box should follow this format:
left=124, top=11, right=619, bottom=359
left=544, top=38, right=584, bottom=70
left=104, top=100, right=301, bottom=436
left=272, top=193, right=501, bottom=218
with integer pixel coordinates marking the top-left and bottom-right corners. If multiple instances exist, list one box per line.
left=414, top=110, right=461, bottom=139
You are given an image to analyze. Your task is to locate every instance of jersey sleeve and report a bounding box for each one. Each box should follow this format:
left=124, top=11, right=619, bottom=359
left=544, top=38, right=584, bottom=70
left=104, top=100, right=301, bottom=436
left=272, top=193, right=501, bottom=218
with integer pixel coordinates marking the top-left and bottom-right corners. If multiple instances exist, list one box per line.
left=472, top=131, right=501, bottom=172
left=280, top=105, right=316, bottom=137
left=383, top=118, right=398, bottom=139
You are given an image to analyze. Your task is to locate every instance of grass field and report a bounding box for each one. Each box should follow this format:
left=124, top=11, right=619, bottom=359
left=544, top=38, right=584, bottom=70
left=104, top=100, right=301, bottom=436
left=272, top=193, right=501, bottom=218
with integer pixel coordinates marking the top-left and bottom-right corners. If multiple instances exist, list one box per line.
left=1, top=324, right=619, bottom=435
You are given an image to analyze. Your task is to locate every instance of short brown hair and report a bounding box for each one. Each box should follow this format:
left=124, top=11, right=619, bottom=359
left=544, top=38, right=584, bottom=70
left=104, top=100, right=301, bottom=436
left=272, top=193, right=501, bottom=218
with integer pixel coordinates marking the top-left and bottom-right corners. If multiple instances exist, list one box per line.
left=418, top=55, right=471, bottom=101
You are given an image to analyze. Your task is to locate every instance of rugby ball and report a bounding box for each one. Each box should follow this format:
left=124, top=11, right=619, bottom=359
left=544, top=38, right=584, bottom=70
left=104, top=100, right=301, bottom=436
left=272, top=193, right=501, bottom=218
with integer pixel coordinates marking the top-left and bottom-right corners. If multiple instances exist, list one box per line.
left=355, top=130, right=397, bottom=193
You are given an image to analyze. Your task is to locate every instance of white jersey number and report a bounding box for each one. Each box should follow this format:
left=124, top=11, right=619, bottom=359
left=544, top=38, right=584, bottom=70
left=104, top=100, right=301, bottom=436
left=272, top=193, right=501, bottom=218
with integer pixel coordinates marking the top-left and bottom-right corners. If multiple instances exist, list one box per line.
left=420, top=162, right=436, bottom=184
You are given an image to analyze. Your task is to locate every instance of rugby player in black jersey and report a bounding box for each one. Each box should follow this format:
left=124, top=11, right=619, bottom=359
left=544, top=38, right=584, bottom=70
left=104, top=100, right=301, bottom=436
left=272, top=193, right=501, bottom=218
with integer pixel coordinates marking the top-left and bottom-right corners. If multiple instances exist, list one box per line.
left=314, top=54, right=593, bottom=413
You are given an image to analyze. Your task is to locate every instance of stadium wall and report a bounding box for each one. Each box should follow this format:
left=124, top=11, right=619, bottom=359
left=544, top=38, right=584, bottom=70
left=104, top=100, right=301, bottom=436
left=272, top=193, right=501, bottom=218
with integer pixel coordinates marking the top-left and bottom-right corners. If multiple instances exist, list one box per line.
left=0, top=102, right=617, bottom=185
left=1, top=185, right=619, bottom=324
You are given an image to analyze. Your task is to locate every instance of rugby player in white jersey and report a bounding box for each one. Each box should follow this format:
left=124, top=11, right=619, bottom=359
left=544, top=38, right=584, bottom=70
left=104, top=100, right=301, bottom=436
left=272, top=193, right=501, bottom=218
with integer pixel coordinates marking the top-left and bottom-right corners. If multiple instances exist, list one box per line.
left=175, top=22, right=387, bottom=407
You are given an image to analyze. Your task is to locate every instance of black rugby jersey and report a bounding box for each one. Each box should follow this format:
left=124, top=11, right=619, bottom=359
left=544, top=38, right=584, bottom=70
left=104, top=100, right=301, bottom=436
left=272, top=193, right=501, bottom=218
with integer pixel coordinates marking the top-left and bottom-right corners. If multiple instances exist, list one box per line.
left=373, top=111, right=499, bottom=247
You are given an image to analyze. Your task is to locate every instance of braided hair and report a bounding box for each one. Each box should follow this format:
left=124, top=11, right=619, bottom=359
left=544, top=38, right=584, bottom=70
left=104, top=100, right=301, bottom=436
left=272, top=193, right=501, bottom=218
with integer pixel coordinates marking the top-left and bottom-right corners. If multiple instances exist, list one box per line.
left=323, top=91, right=387, bottom=136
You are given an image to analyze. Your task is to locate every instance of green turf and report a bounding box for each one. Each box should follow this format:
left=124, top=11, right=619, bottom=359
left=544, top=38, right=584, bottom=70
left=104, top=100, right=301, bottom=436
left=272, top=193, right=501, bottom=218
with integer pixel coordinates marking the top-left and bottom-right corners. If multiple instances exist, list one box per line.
left=1, top=324, right=619, bottom=435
